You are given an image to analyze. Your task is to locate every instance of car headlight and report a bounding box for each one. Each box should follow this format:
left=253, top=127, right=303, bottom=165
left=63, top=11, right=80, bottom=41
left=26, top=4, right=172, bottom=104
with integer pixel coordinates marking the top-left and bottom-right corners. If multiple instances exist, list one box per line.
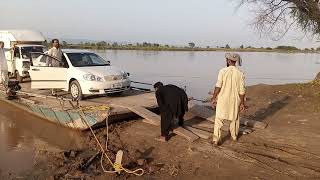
left=83, top=74, right=104, bottom=82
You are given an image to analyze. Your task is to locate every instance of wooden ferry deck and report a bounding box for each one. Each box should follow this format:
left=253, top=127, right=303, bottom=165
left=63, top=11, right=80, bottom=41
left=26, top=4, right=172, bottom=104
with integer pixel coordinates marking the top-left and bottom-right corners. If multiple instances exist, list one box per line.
left=0, top=82, right=267, bottom=142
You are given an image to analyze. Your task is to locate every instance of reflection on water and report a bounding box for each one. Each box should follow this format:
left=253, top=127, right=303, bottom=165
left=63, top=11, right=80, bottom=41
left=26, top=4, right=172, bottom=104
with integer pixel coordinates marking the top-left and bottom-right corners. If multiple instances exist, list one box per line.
left=0, top=101, right=85, bottom=174
left=95, top=50, right=320, bottom=99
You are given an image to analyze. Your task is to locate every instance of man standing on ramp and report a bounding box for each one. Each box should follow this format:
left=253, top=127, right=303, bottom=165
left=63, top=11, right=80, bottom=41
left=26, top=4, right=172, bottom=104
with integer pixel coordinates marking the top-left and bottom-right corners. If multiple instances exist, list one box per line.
left=210, top=53, right=246, bottom=145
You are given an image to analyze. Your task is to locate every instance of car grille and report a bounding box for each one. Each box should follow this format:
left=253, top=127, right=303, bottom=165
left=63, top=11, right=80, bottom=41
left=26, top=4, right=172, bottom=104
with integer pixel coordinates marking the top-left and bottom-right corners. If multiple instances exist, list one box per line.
left=104, top=86, right=129, bottom=93
left=104, top=75, right=123, bottom=81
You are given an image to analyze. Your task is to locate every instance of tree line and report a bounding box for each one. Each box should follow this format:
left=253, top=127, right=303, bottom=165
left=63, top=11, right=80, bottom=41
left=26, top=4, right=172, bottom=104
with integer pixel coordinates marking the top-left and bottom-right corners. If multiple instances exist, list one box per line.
left=44, top=40, right=320, bottom=52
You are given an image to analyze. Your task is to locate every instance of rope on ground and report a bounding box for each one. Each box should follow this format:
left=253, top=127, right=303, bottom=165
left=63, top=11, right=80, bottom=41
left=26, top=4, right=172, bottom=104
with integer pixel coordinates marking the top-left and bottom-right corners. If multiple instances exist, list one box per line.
left=74, top=103, right=144, bottom=176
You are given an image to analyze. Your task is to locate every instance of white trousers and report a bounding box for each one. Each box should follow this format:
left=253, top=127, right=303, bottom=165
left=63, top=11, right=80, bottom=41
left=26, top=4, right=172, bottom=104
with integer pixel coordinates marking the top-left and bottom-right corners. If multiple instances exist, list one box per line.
left=0, top=70, right=8, bottom=88
left=213, top=117, right=240, bottom=142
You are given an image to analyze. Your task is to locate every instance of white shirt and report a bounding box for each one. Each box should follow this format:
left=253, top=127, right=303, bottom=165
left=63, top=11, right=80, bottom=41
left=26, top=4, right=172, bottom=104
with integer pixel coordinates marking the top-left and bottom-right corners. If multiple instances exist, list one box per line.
left=215, top=66, right=246, bottom=121
left=0, top=48, right=10, bottom=71
left=48, top=47, right=62, bottom=60
left=47, top=47, right=63, bottom=67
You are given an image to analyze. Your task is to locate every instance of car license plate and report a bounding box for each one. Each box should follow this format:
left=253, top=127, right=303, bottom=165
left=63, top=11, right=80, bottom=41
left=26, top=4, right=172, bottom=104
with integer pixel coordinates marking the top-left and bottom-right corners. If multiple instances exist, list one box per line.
left=112, top=83, right=122, bottom=88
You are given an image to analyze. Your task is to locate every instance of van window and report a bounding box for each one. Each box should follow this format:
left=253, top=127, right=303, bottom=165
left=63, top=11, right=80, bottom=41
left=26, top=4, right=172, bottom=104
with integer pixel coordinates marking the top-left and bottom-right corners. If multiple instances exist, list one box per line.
left=21, top=46, right=44, bottom=59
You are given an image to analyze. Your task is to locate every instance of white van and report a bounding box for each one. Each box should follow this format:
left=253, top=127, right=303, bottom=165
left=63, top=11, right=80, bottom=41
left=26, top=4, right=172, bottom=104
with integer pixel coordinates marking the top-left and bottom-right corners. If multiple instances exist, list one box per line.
left=0, top=30, right=46, bottom=82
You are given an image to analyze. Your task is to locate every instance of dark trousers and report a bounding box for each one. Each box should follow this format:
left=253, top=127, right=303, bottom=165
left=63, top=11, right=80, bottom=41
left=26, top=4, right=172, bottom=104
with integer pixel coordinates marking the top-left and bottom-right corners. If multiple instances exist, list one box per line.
left=160, top=110, right=184, bottom=137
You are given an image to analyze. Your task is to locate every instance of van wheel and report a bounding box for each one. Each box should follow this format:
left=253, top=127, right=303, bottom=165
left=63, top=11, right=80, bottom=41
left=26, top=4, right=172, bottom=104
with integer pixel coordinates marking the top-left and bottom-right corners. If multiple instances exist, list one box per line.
left=16, top=71, right=23, bottom=83
left=70, top=80, right=83, bottom=101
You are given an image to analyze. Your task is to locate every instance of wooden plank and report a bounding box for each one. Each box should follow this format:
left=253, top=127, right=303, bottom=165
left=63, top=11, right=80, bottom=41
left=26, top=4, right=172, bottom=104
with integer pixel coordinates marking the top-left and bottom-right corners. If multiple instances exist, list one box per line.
left=173, top=127, right=199, bottom=142
left=113, top=102, right=199, bottom=142
left=190, top=122, right=228, bottom=132
left=127, top=105, right=161, bottom=126
left=110, top=102, right=160, bottom=126
left=189, top=104, right=267, bottom=129
left=19, top=97, right=36, bottom=104
left=142, top=118, right=160, bottom=126
left=142, top=119, right=199, bottom=142
left=189, top=103, right=215, bottom=122
left=184, top=126, right=212, bottom=139
left=189, top=125, right=253, bottom=135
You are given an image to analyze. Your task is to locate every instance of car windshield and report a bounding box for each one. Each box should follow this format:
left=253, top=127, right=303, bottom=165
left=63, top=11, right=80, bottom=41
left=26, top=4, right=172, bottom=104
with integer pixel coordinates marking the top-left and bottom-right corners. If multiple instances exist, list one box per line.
left=21, top=46, right=44, bottom=59
left=67, top=53, right=110, bottom=67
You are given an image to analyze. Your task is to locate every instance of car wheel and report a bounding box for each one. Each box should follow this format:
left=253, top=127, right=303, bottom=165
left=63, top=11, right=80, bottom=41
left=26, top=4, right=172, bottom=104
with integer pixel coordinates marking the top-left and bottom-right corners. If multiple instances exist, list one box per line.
left=16, top=71, right=23, bottom=83
left=70, top=80, right=83, bottom=101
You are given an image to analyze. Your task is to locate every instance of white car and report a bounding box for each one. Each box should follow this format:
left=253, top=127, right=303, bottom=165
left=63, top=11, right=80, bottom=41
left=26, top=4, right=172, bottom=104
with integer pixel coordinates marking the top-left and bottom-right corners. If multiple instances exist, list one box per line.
left=29, top=50, right=131, bottom=100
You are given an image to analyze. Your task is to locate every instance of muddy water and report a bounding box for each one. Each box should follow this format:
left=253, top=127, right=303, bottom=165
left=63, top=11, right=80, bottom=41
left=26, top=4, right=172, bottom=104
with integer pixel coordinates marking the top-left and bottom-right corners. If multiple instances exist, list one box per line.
left=0, top=101, right=85, bottom=174
left=97, top=50, right=320, bottom=99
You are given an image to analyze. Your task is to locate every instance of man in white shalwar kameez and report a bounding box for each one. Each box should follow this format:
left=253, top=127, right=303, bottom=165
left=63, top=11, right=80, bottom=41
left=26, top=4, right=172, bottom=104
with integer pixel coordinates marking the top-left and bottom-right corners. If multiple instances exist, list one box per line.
left=210, top=53, right=246, bottom=145
left=0, top=41, right=14, bottom=90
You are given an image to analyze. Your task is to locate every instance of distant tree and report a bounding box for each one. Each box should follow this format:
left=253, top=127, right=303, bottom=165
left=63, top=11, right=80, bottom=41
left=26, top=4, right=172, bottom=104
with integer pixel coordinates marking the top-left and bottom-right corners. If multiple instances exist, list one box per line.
left=260, top=47, right=264, bottom=49
left=143, top=42, right=149, bottom=47
left=225, top=44, right=231, bottom=49
left=206, top=46, right=210, bottom=49
left=240, top=45, right=244, bottom=49
left=266, top=47, right=273, bottom=50
left=96, top=41, right=107, bottom=47
left=276, top=46, right=299, bottom=51
left=62, top=41, right=68, bottom=47
left=164, top=45, right=170, bottom=48
left=188, top=42, right=195, bottom=48
left=305, top=48, right=310, bottom=51
left=316, top=47, right=320, bottom=51
left=311, top=48, right=315, bottom=51
left=112, top=42, right=118, bottom=47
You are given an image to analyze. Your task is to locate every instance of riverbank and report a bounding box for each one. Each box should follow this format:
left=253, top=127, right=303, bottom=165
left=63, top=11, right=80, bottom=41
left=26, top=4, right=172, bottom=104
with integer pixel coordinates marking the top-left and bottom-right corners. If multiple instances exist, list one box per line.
left=64, top=45, right=319, bottom=53
left=1, top=80, right=320, bottom=179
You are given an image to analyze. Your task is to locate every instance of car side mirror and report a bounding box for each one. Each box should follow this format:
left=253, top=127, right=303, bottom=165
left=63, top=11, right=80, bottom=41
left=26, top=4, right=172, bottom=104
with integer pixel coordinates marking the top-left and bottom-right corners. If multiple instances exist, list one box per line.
left=107, top=61, right=110, bottom=65
left=127, top=73, right=130, bottom=76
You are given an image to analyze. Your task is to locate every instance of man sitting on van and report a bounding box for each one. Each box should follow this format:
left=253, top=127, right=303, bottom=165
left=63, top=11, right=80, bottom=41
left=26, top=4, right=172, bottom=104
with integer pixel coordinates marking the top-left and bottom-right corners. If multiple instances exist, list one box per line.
left=47, top=39, right=63, bottom=96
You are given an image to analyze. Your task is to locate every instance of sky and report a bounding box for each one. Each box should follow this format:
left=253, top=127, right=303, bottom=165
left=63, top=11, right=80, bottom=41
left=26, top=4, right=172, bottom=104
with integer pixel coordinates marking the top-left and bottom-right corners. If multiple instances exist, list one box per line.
left=0, top=0, right=319, bottom=48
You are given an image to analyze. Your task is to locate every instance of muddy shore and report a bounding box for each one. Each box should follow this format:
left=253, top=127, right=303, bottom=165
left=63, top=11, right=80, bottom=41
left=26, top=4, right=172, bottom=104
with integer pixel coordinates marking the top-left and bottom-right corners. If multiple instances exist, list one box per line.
left=1, top=80, right=320, bottom=179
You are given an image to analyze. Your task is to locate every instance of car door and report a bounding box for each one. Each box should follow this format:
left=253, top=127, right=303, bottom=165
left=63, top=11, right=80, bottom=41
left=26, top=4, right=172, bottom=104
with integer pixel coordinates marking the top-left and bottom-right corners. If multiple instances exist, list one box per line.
left=29, top=53, right=68, bottom=89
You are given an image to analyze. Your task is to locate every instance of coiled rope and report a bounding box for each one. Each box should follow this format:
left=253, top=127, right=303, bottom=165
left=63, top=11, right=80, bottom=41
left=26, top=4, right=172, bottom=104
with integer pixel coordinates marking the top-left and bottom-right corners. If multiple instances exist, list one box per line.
left=74, top=104, right=144, bottom=176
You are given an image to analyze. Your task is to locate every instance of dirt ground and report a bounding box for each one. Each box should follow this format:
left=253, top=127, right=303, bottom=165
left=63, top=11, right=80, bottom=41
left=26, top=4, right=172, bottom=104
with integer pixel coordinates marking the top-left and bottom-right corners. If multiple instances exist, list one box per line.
left=2, top=80, right=320, bottom=180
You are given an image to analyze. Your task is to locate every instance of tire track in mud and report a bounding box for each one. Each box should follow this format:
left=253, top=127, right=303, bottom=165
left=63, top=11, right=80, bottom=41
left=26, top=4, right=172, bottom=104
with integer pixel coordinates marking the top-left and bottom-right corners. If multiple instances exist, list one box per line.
left=217, top=141, right=320, bottom=178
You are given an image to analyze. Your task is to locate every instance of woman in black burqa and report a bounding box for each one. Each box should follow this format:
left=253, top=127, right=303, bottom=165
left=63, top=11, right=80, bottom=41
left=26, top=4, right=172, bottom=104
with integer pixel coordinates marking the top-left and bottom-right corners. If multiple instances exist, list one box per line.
left=154, top=82, right=189, bottom=142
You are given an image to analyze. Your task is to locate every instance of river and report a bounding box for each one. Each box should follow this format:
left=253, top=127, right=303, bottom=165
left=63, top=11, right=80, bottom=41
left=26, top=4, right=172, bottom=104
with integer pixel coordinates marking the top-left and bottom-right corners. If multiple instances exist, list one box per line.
left=0, top=50, right=319, bottom=175
left=97, top=50, right=320, bottom=99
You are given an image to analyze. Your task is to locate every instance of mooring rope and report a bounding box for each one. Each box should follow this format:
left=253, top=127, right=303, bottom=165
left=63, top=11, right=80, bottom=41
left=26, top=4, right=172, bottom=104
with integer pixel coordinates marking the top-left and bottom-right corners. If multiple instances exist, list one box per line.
left=73, top=104, right=144, bottom=176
